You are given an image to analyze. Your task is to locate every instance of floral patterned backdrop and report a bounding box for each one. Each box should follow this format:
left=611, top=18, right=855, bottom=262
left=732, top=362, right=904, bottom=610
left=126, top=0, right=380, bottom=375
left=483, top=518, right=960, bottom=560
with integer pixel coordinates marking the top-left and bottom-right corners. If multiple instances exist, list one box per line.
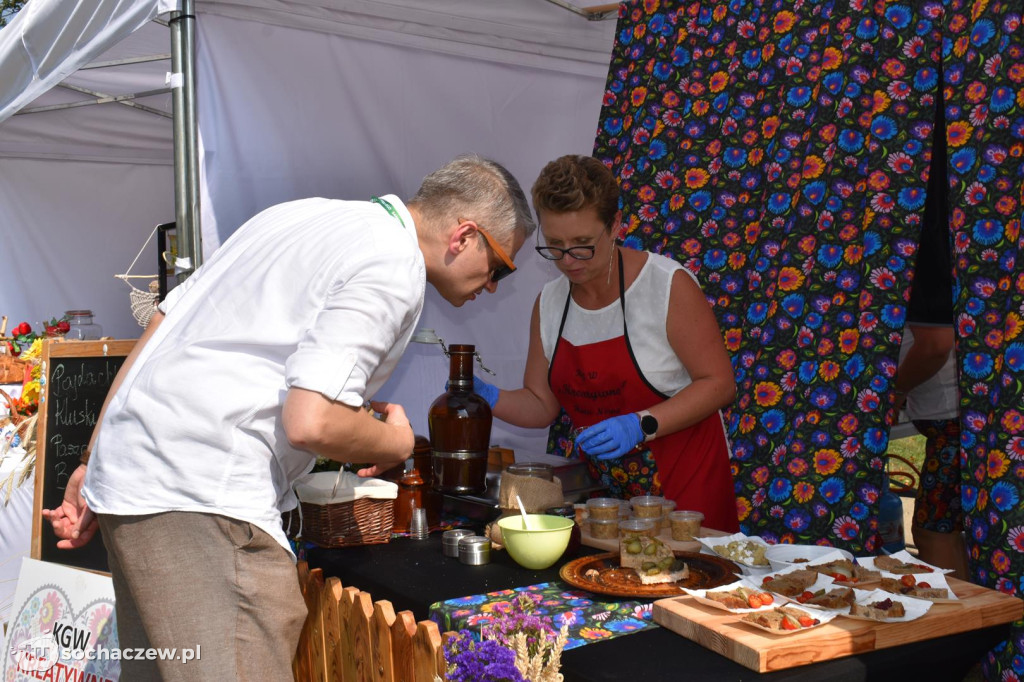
left=581, top=0, right=1022, bottom=676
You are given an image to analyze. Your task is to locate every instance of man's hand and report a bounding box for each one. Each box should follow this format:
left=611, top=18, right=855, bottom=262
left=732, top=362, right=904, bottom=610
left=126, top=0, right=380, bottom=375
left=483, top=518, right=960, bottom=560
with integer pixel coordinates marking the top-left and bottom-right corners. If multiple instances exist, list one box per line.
left=40, top=464, right=98, bottom=548
left=354, top=401, right=414, bottom=477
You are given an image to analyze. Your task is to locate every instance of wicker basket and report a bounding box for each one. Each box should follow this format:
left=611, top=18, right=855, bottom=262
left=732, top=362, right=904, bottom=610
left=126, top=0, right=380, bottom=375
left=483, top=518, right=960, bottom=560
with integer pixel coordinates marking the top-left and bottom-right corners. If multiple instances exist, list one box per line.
left=292, top=471, right=397, bottom=548
left=0, top=354, right=28, bottom=384
left=299, top=497, right=395, bottom=548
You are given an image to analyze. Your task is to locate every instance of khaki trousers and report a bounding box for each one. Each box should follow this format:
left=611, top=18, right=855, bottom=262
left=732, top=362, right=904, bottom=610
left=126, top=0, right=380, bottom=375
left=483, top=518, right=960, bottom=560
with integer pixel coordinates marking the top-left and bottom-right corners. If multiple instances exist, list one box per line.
left=98, top=511, right=307, bottom=681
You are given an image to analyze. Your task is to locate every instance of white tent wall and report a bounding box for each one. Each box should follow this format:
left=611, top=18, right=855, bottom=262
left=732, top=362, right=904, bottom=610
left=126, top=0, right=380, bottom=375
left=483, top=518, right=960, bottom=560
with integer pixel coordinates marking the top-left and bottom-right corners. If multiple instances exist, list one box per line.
left=0, top=15, right=174, bottom=340
left=0, top=158, right=174, bottom=339
left=194, top=1, right=617, bottom=452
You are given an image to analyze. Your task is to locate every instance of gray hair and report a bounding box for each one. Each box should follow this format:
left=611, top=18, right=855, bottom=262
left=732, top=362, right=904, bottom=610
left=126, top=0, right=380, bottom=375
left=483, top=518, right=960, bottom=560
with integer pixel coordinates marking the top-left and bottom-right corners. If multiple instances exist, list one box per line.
left=409, top=154, right=536, bottom=242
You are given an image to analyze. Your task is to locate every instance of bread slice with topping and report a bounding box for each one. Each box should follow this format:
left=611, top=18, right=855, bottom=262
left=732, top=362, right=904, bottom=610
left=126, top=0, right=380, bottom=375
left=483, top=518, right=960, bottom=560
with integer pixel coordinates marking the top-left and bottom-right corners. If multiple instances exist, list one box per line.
left=801, top=587, right=856, bottom=609
left=760, top=569, right=818, bottom=597
left=874, top=555, right=937, bottom=575
left=879, top=577, right=948, bottom=600
left=742, top=606, right=820, bottom=631
left=620, top=535, right=673, bottom=570
left=636, top=557, right=690, bottom=584
left=850, top=597, right=906, bottom=620
left=810, top=559, right=881, bottom=584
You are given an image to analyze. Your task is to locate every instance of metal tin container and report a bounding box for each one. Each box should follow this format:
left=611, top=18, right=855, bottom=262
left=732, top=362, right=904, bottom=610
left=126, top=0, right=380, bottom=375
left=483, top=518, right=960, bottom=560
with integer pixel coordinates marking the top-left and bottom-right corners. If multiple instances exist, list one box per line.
left=458, top=535, right=492, bottom=565
left=442, top=529, right=475, bottom=557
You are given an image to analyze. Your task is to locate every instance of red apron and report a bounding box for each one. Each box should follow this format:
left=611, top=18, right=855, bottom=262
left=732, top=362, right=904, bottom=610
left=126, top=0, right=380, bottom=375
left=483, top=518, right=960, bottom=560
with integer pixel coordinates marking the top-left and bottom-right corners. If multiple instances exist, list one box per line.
left=549, top=251, right=739, bottom=533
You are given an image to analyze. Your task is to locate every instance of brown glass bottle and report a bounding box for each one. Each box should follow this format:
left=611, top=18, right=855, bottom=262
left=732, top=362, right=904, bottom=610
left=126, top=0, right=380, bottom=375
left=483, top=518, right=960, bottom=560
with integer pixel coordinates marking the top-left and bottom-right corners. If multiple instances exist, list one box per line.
left=428, top=344, right=492, bottom=494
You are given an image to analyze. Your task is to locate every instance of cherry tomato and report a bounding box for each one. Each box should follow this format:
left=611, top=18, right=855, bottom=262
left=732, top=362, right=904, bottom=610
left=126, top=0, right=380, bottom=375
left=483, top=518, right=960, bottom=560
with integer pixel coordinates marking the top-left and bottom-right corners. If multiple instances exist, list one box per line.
left=918, top=581, right=931, bottom=588
left=781, top=616, right=799, bottom=630
left=797, top=591, right=814, bottom=603
left=758, top=593, right=774, bottom=606
left=829, top=572, right=848, bottom=582
left=797, top=615, right=817, bottom=628
left=748, top=594, right=762, bottom=608
left=899, top=575, right=917, bottom=587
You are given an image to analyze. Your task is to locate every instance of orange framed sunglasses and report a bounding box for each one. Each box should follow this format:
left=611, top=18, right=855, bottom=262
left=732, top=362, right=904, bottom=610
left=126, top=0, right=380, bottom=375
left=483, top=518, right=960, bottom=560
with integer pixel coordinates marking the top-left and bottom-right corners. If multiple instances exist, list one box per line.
left=468, top=221, right=516, bottom=283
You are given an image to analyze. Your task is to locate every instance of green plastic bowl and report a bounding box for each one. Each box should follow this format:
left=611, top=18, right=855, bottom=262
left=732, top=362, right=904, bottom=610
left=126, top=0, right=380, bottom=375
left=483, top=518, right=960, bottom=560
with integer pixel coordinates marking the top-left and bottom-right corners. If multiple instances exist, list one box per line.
left=497, top=514, right=574, bottom=570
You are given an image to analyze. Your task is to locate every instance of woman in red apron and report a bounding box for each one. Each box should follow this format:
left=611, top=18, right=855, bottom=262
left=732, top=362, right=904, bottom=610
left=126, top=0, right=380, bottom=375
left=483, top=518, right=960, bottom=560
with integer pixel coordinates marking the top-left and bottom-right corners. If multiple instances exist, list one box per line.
left=478, top=155, right=739, bottom=533
left=550, top=248, right=738, bottom=532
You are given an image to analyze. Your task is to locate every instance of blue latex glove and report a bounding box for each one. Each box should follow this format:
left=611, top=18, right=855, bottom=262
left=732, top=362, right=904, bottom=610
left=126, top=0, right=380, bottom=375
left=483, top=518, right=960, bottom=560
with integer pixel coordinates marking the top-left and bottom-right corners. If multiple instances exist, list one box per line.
left=473, top=375, right=499, bottom=409
left=444, top=376, right=499, bottom=408
left=575, top=414, right=644, bottom=460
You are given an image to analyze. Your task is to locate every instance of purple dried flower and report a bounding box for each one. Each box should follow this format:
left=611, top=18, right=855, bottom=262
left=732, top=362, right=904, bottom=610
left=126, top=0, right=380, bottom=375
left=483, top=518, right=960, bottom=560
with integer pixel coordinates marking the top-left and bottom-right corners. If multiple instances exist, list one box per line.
left=444, top=630, right=526, bottom=682
left=481, top=593, right=559, bottom=659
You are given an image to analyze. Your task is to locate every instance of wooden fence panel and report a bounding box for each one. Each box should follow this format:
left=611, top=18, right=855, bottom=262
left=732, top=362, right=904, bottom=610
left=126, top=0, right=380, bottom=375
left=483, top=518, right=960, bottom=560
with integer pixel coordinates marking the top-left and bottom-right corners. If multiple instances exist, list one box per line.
left=293, top=561, right=449, bottom=682
left=294, top=562, right=324, bottom=681
left=339, top=586, right=363, bottom=681
left=350, top=590, right=376, bottom=681
left=412, top=621, right=443, bottom=682
left=323, top=578, right=345, bottom=682
left=390, top=610, right=418, bottom=682
left=310, top=579, right=330, bottom=681
left=371, top=600, right=397, bottom=682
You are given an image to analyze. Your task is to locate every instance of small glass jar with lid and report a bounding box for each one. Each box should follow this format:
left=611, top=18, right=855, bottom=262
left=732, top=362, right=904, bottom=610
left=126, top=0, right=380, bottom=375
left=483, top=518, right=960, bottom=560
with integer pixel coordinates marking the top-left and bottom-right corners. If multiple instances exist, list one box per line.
left=619, top=518, right=657, bottom=538
left=586, top=497, right=621, bottom=521
left=630, top=495, right=667, bottom=520
left=504, top=462, right=554, bottom=481
left=64, top=310, right=103, bottom=340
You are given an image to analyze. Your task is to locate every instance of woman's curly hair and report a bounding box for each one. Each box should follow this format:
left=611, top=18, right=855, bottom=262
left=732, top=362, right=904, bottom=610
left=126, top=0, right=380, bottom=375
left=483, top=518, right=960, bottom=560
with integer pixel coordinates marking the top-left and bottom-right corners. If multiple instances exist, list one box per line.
left=531, top=155, right=619, bottom=229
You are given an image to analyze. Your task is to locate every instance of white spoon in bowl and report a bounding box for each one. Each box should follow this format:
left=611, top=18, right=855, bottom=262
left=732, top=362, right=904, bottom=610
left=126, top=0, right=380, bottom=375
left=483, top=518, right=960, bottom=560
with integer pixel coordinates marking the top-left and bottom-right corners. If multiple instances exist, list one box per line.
left=515, top=494, right=534, bottom=530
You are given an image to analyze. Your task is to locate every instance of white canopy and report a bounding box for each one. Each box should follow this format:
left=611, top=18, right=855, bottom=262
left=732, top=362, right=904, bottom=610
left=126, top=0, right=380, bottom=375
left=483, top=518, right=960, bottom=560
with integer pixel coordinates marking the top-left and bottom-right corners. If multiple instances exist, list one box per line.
left=0, top=0, right=617, bottom=452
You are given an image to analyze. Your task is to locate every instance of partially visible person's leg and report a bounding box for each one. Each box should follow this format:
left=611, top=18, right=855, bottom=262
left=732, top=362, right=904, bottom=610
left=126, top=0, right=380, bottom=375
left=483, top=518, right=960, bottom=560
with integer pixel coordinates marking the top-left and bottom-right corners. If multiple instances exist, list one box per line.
left=98, top=511, right=306, bottom=681
left=230, top=516, right=308, bottom=681
left=99, top=516, right=161, bottom=682
left=911, top=419, right=969, bottom=579
left=913, top=525, right=968, bottom=579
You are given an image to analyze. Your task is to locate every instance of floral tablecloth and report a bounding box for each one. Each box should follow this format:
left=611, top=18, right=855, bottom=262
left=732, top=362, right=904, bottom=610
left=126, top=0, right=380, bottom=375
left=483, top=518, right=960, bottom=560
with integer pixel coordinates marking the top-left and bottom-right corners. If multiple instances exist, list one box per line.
left=428, top=581, right=658, bottom=649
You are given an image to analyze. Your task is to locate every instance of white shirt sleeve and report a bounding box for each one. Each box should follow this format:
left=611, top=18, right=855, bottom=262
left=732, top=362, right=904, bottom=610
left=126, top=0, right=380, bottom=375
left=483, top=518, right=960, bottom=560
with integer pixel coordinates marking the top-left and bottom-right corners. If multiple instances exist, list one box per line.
left=285, top=245, right=421, bottom=407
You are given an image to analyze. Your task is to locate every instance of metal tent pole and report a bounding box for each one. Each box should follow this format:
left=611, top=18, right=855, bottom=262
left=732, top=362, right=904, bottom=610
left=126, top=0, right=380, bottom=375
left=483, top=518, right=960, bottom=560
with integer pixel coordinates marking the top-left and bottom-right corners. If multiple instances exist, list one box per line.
left=169, top=0, right=201, bottom=281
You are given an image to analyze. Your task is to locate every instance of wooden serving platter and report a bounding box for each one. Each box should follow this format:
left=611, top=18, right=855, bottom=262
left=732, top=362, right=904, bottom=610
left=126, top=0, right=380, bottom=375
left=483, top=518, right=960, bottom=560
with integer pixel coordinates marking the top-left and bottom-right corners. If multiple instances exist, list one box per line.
left=653, top=577, right=1023, bottom=673
left=559, top=551, right=739, bottom=599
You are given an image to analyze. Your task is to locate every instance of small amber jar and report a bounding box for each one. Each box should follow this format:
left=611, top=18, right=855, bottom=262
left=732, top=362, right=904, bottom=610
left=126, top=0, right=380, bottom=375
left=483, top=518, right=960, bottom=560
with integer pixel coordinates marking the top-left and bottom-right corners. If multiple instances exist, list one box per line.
left=392, top=466, right=424, bottom=533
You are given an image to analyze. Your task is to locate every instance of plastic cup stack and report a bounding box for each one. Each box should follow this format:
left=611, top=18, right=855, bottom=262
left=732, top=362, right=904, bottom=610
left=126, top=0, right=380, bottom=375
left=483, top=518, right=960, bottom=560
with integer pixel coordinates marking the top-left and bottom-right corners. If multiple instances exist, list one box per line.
left=409, top=507, right=429, bottom=540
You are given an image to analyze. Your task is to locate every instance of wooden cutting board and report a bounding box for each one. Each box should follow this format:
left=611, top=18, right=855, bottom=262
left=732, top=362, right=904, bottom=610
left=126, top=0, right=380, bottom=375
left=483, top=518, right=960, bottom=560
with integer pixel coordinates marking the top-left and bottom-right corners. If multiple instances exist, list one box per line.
left=653, top=577, right=1022, bottom=673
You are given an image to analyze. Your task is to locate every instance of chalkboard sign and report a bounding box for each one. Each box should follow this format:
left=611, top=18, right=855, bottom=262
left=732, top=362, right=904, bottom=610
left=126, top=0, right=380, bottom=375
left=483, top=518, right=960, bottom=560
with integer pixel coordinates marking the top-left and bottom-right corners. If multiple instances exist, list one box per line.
left=31, top=339, right=136, bottom=573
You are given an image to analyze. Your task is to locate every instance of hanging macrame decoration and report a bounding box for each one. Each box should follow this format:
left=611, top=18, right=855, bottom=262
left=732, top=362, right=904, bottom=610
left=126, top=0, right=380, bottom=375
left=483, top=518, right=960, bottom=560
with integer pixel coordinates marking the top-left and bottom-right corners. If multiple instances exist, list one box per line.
left=115, top=224, right=161, bottom=328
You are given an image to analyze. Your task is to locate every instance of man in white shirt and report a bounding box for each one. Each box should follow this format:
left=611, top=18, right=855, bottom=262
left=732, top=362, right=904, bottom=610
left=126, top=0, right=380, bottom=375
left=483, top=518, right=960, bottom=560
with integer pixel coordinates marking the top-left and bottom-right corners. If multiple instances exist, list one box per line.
left=42, top=154, right=534, bottom=681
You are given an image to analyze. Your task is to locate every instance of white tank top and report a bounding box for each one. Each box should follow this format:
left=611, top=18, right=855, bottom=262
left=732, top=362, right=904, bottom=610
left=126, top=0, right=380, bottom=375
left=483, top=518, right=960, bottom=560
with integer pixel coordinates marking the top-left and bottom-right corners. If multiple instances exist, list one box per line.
left=539, top=250, right=696, bottom=396
left=899, top=326, right=959, bottom=421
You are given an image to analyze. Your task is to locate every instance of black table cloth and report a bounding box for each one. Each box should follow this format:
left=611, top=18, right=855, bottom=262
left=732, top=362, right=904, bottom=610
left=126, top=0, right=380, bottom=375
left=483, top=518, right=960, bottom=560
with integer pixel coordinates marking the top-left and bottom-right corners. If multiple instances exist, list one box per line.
left=307, top=535, right=1001, bottom=682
